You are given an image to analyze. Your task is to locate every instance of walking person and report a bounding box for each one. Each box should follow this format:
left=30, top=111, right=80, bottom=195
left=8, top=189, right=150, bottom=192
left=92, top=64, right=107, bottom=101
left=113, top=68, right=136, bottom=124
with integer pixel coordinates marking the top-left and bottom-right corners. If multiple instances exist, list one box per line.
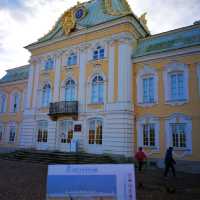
left=164, top=147, right=176, bottom=177
left=135, top=147, right=147, bottom=172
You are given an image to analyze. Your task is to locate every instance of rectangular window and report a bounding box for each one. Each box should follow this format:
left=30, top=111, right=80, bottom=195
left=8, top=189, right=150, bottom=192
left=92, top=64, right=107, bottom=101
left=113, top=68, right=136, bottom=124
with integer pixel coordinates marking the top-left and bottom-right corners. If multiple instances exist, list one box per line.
left=0, top=126, right=3, bottom=141
left=171, top=123, right=186, bottom=148
left=37, top=121, right=48, bottom=143
left=143, top=124, right=155, bottom=147
left=170, top=73, right=184, bottom=101
left=143, top=77, right=154, bottom=103
left=9, top=126, right=16, bottom=143
left=88, top=119, right=102, bottom=145
left=99, top=49, right=104, bottom=59
left=93, top=50, right=98, bottom=60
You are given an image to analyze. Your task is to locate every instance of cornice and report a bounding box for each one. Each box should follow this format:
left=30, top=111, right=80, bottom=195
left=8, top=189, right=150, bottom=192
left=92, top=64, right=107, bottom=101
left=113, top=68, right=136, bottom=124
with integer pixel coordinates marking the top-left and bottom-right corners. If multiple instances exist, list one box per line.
left=25, top=16, right=148, bottom=51
left=133, top=45, right=200, bottom=63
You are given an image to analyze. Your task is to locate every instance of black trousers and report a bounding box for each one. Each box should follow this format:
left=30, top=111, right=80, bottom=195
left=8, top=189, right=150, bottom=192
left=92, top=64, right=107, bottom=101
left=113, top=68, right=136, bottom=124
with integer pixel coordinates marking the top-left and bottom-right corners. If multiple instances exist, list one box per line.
left=164, top=162, right=176, bottom=177
left=138, top=161, right=144, bottom=172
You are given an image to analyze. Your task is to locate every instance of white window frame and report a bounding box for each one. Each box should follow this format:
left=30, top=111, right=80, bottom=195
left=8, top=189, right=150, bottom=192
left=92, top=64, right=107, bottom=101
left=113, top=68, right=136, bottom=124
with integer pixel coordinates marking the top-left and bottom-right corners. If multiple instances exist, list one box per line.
left=89, top=42, right=108, bottom=61
left=43, top=56, right=54, bottom=71
left=197, top=63, right=200, bottom=96
left=10, top=91, right=21, bottom=113
left=67, top=53, right=77, bottom=66
left=165, top=113, right=192, bottom=155
left=0, top=92, right=7, bottom=113
left=40, top=82, right=52, bottom=108
left=87, top=72, right=106, bottom=105
left=87, top=118, right=103, bottom=145
left=137, top=115, right=160, bottom=151
left=37, top=120, right=48, bottom=143
left=0, top=123, right=5, bottom=143
left=7, top=122, right=17, bottom=143
left=61, top=77, right=77, bottom=101
left=137, top=66, right=158, bottom=107
left=163, top=62, right=189, bottom=105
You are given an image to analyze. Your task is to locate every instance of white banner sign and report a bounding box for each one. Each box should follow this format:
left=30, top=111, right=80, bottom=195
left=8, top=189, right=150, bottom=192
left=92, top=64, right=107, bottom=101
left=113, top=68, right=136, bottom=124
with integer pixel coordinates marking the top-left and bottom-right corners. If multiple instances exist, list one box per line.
left=47, top=164, right=136, bottom=200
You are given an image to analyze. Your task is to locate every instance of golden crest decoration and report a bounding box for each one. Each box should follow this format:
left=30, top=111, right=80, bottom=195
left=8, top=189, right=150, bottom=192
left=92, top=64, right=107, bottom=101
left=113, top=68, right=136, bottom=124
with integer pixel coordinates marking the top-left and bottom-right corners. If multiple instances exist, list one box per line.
left=61, top=8, right=76, bottom=35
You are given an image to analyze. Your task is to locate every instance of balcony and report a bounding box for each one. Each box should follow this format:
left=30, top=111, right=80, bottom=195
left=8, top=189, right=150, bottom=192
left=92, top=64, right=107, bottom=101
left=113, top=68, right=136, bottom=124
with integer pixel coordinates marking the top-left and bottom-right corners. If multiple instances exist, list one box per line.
left=48, top=101, right=78, bottom=121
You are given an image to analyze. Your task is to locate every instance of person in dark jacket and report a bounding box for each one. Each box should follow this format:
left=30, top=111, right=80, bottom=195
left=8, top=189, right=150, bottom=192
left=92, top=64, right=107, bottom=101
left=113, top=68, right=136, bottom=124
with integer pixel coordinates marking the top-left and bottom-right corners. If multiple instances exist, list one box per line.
left=164, top=147, right=176, bottom=177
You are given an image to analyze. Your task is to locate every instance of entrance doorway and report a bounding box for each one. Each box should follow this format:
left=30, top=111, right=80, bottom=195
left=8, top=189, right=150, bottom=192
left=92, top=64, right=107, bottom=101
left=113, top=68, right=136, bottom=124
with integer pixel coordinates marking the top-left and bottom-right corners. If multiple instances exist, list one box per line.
left=59, top=120, right=73, bottom=152
left=87, top=118, right=103, bottom=154
left=36, top=120, right=48, bottom=150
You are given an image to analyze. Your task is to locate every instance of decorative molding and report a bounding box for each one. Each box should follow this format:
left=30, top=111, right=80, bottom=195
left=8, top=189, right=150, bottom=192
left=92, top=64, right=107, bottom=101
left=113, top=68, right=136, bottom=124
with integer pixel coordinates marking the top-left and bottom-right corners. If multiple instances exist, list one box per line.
left=163, top=61, right=189, bottom=105
left=197, top=63, right=200, bottom=95
left=137, top=115, right=160, bottom=152
left=137, top=65, right=158, bottom=107
left=165, top=113, right=192, bottom=158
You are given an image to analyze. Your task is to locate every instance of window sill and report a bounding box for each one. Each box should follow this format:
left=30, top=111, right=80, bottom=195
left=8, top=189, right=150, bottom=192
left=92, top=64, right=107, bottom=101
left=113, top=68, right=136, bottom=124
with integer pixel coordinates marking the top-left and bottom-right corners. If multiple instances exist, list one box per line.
left=138, top=102, right=157, bottom=108
left=165, top=99, right=188, bottom=106
left=89, top=58, right=107, bottom=64
left=88, top=103, right=104, bottom=106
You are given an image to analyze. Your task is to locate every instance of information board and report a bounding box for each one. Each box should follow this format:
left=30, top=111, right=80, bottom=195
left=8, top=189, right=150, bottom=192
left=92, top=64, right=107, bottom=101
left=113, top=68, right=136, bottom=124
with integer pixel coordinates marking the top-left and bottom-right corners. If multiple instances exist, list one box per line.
left=47, top=164, right=136, bottom=200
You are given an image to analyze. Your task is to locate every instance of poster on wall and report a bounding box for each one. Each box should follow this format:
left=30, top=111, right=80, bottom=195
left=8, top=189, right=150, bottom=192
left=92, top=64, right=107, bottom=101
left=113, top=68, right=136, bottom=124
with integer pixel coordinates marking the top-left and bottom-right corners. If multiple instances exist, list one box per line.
left=46, top=164, right=136, bottom=200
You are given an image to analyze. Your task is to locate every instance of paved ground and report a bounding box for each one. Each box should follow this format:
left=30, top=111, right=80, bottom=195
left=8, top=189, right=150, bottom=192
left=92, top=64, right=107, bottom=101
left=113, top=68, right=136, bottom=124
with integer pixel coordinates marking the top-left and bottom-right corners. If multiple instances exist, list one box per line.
left=0, top=159, right=200, bottom=200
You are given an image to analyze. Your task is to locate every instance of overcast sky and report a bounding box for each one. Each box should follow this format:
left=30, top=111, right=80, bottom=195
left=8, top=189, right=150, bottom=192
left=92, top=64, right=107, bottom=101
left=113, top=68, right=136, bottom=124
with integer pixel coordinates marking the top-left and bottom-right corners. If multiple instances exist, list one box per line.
left=0, top=0, right=200, bottom=78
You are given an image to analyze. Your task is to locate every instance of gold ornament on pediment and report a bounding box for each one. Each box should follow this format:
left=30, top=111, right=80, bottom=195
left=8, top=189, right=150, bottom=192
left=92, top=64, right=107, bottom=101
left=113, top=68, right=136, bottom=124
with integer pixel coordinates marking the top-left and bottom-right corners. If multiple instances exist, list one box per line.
left=61, top=8, right=76, bottom=35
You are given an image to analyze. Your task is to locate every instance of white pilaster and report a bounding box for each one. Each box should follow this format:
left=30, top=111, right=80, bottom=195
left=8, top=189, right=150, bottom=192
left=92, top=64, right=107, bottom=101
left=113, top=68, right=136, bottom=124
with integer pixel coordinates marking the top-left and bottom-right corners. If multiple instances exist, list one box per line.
left=79, top=45, right=88, bottom=111
left=53, top=51, right=62, bottom=102
left=26, top=64, right=34, bottom=109
left=108, top=41, right=115, bottom=102
left=118, top=37, right=132, bottom=102
left=32, top=58, right=41, bottom=109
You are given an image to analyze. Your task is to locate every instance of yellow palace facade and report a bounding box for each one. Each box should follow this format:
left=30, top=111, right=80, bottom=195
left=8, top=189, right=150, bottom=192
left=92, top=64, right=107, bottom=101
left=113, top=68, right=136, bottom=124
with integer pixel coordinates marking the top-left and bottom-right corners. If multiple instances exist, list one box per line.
left=0, top=0, right=200, bottom=166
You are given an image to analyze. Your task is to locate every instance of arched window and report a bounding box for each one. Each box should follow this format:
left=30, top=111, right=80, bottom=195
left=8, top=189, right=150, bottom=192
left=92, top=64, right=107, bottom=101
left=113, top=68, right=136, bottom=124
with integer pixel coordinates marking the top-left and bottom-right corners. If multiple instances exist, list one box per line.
left=91, top=75, right=104, bottom=103
left=88, top=118, right=103, bottom=145
left=11, top=92, right=20, bottom=113
left=42, top=84, right=51, bottom=107
left=44, top=57, right=54, bottom=70
left=0, top=93, right=6, bottom=113
left=67, top=53, right=77, bottom=66
left=93, top=46, right=104, bottom=60
left=65, top=79, right=76, bottom=101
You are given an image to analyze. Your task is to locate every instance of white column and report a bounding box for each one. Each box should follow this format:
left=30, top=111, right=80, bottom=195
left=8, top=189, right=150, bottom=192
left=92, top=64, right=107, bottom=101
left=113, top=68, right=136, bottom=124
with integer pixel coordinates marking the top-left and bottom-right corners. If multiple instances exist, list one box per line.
left=53, top=51, right=62, bottom=102
left=79, top=46, right=88, bottom=111
left=118, top=38, right=132, bottom=102
left=32, top=58, right=41, bottom=109
left=26, top=64, right=34, bottom=109
left=108, top=41, right=115, bottom=103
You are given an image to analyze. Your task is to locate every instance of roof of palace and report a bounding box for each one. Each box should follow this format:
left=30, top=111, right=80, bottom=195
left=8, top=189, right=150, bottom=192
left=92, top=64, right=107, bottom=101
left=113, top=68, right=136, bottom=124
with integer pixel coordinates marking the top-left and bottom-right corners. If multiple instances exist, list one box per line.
left=26, top=0, right=149, bottom=48
left=0, top=65, right=30, bottom=84
left=133, top=22, right=200, bottom=58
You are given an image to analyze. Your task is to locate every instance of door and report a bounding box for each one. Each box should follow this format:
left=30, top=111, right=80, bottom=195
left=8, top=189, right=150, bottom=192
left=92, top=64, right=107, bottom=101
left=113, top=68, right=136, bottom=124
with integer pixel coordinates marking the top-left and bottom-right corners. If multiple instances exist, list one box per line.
left=59, top=120, right=73, bottom=152
left=36, top=121, right=48, bottom=150
left=87, top=118, right=103, bottom=154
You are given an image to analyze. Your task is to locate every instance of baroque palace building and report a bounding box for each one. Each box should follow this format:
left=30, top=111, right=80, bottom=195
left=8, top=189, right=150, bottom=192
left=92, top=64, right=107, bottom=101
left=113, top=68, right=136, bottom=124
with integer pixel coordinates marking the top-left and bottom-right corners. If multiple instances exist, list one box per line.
left=0, top=0, right=200, bottom=165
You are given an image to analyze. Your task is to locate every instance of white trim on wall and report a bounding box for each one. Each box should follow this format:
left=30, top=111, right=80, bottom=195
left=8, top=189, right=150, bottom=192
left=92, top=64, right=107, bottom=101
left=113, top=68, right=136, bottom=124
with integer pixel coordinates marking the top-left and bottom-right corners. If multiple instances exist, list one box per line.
left=197, top=63, right=200, bottom=96
left=165, top=113, right=192, bottom=158
left=0, top=91, right=7, bottom=113
left=137, top=115, right=160, bottom=152
left=86, top=67, right=107, bottom=105
left=136, top=66, right=158, bottom=107
left=60, top=76, right=78, bottom=101
left=163, top=62, right=189, bottom=106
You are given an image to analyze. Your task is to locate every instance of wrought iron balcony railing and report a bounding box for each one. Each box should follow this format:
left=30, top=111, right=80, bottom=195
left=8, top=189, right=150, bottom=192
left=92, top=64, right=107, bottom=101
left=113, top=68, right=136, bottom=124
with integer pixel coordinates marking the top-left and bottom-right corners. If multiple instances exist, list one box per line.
left=49, top=101, right=78, bottom=118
